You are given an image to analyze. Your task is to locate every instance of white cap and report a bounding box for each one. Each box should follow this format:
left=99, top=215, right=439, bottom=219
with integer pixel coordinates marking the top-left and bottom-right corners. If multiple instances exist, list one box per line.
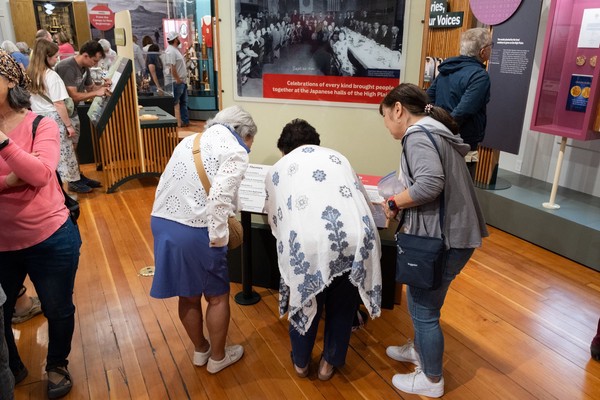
left=166, top=31, right=179, bottom=42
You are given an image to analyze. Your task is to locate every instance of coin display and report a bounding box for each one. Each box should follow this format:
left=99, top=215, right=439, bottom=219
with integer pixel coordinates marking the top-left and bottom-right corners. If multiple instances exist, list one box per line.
left=576, top=55, right=586, bottom=66
left=590, top=55, right=597, bottom=67
left=582, top=87, right=591, bottom=98
left=570, top=85, right=582, bottom=97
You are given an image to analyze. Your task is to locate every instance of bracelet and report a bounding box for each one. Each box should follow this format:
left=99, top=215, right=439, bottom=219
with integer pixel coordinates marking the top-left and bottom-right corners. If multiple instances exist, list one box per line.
left=66, top=124, right=73, bottom=128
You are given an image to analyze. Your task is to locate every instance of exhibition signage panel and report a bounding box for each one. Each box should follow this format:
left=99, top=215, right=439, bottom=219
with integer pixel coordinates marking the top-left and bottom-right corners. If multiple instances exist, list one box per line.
left=482, top=0, right=542, bottom=154
left=89, top=4, right=115, bottom=31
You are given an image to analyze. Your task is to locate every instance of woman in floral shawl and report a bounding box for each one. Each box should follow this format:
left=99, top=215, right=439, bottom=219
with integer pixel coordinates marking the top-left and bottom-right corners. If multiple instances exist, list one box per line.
left=265, top=119, right=382, bottom=380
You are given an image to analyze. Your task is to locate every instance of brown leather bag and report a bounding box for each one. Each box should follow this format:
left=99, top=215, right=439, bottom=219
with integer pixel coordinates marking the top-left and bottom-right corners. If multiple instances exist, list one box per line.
left=191, top=132, right=243, bottom=250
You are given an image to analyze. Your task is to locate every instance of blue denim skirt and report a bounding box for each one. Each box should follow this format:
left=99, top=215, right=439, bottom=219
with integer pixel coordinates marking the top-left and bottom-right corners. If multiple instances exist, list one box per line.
left=150, top=216, right=229, bottom=298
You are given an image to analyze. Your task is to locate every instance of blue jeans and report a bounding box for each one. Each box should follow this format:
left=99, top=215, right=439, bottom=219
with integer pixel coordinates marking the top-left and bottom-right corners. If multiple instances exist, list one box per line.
left=173, top=82, right=189, bottom=124
left=0, top=219, right=81, bottom=373
left=289, top=272, right=359, bottom=368
left=406, top=248, right=475, bottom=378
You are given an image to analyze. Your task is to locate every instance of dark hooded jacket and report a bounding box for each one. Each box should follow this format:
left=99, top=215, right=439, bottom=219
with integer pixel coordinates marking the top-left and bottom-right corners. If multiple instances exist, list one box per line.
left=427, top=56, right=490, bottom=150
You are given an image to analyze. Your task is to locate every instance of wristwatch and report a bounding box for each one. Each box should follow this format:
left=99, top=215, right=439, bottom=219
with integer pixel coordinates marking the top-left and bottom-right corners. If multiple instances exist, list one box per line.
left=0, top=138, right=9, bottom=150
left=387, top=196, right=398, bottom=211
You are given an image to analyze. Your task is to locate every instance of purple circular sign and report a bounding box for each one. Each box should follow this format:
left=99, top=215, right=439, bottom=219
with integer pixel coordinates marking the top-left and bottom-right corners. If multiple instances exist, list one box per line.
left=470, top=0, right=523, bottom=25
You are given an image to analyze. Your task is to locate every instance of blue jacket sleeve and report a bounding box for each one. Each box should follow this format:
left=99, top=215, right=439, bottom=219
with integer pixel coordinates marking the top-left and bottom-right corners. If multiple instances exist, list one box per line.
left=450, top=70, right=490, bottom=125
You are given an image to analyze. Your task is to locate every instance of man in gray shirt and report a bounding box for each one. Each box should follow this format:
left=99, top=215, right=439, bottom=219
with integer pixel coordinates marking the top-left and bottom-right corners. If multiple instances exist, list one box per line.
left=56, top=40, right=111, bottom=192
left=164, top=31, right=190, bottom=127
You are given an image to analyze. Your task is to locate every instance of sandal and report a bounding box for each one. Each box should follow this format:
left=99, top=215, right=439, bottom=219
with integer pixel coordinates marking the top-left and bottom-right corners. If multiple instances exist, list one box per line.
left=12, top=296, right=43, bottom=324
left=352, top=309, right=368, bottom=332
left=317, top=357, right=335, bottom=381
left=290, top=352, right=309, bottom=378
left=47, top=366, right=72, bottom=399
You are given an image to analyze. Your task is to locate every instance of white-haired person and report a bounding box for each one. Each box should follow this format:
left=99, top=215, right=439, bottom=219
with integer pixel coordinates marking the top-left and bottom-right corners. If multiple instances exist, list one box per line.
left=426, top=27, right=492, bottom=178
left=150, top=105, right=257, bottom=374
left=1, top=41, right=28, bottom=70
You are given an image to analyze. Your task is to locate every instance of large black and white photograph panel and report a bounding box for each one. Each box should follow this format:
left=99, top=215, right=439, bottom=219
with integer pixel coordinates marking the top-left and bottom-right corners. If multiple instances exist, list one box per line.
left=233, top=0, right=407, bottom=105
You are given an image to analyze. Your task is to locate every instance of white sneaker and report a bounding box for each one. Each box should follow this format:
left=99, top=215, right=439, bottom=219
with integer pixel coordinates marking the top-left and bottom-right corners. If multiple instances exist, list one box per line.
left=193, top=345, right=211, bottom=366
left=206, top=345, right=244, bottom=374
left=392, top=368, right=444, bottom=398
left=386, top=339, right=421, bottom=366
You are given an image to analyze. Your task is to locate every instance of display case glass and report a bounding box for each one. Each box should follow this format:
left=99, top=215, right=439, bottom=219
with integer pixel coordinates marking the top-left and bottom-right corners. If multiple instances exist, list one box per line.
left=33, top=1, right=79, bottom=47
left=169, top=0, right=219, bottom=119
left=531, top=0, right=600, bottom=141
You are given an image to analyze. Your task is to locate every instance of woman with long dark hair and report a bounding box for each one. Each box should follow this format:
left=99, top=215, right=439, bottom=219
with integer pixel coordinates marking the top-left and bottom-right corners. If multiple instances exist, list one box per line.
left=380, top=83, right=487, bottom=398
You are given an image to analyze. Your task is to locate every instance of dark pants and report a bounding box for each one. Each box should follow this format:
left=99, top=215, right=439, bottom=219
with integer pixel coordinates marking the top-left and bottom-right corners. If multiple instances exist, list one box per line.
left=0, top=219, right=81, bottom=373
left=289, top=272, right=359, bottom=368
left=0, top=295, right=15, bottom=399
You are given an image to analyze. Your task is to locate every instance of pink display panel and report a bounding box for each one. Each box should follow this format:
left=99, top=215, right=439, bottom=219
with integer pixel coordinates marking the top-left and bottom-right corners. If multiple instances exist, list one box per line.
left=531, top=0, right=600, bottom=141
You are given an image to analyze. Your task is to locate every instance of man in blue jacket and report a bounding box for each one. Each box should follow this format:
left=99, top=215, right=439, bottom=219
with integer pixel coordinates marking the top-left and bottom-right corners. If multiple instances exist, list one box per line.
left=427, top=28, right=492, bottom=177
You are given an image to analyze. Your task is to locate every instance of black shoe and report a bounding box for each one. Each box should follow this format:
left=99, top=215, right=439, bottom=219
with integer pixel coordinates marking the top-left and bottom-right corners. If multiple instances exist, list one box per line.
left=80, top=173, right=102, bottom=188
left=68, top=180, right=92, bottom=193
left=592, top=318, right=600, bottom=361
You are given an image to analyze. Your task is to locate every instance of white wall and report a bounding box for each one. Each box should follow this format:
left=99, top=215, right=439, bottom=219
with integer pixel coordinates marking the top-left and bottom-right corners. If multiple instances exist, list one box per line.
left=0, top=0, right=16, bottom=43
left=498, top=0, right=600, bottom=197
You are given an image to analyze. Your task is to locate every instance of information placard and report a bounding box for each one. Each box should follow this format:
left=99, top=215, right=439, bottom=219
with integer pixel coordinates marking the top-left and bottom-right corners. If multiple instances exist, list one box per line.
left=238, top=164, right=269, bottom=213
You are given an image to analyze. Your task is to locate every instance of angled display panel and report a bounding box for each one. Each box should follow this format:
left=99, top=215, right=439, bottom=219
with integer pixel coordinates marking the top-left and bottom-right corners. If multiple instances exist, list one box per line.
left=88, top=56, right=133, bottom=137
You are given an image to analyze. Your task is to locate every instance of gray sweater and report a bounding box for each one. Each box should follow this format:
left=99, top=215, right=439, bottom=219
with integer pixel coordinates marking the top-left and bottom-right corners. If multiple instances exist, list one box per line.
left=399, top=117, right=488, bottom=249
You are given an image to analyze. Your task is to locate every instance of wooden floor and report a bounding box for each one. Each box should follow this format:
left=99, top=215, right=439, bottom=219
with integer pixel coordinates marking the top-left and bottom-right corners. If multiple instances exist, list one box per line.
left=12, top=165, right=600, bottom=400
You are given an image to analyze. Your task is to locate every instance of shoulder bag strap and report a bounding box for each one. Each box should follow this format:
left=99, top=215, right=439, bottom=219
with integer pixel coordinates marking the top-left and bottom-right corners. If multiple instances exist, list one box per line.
left=398, top=125, right=445, bottom=233
left=31, top=114, right=44, bottom=140
left=191, top=132, right=211, bottom=194
left=39, top=93, right=54, bottom=106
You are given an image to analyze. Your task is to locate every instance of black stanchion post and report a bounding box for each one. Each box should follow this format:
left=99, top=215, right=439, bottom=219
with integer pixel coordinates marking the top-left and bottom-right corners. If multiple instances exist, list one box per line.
left=234, top=211, right=260, bottom=305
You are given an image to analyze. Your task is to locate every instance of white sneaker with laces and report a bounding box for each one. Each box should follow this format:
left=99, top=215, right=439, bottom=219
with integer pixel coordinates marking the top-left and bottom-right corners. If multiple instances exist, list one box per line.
left=206, top=345, right=244, bottom=374
left=392, top=368, right=444, bottom=398
left=386, top=339, right=421, bottom=366
left=193, top=345, right=211, bottom=366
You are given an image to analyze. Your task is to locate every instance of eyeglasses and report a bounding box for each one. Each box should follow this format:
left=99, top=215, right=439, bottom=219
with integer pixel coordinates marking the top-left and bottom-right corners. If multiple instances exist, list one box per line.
left=482, top=42, right=494, bottom=50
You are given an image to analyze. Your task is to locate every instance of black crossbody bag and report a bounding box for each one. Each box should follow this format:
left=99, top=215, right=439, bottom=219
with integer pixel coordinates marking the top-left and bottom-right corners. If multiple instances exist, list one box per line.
left=32, top=115, right=80, bottom=224
left=395, top=125, right=447, bottom=290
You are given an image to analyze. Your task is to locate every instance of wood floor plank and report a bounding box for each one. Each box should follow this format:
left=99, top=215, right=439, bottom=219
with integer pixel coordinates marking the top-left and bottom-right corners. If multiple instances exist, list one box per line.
left=11, top=166, right=600, bottom=400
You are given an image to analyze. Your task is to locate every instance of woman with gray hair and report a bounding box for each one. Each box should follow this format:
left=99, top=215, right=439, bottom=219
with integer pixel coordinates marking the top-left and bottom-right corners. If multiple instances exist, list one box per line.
left=150, top=105, right=257, bottom=374
left=1, top=40, right=28, bottom=70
